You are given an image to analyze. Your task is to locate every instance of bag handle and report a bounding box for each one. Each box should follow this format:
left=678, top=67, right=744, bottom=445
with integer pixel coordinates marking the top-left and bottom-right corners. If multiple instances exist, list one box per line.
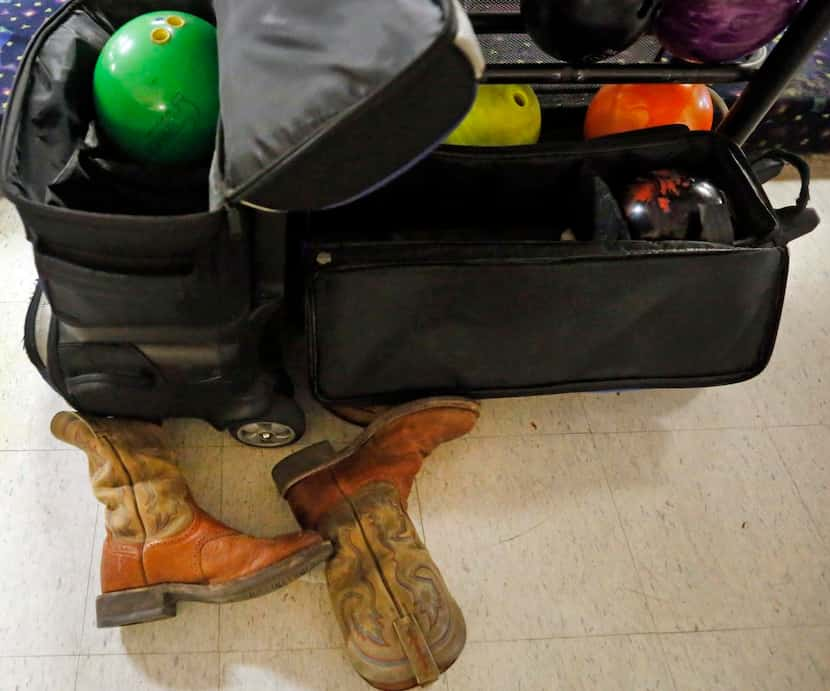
left=23, top=281, right=49, bottom=381
left=23, top=280, right=76, bottom=404
left=752, top=149, right=819, bottom=246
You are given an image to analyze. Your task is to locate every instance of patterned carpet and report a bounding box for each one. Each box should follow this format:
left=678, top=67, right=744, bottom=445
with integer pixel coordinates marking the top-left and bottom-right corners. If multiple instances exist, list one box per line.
left=0, top=0, right=66, bottom=110
left=716, top=33, right=830, bottom=153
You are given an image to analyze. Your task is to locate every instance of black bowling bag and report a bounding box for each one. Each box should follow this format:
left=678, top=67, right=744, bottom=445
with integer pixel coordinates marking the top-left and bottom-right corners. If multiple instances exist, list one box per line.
left=300, top=128, right=819, bottom=405
left=1, top=0, right=819, bottom=425
left=1, top=0, right=483, bottom=444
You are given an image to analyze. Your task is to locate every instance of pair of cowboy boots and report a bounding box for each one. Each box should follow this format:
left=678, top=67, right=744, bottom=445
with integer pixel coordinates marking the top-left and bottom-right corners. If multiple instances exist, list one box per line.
left=53, top=398, right=479, bottom=690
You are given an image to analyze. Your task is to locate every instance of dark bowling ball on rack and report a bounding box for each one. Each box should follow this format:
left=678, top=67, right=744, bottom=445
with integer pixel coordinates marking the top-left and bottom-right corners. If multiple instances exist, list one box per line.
left=621, top=170, right=728, bottom=241
left=656, top=0, right=805, bottom=64
left=520, top=0, right=658, bottom=63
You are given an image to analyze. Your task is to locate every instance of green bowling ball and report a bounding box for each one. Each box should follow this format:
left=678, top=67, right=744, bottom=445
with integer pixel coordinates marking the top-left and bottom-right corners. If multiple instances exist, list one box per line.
left=93, top=11, right=219, bottom=165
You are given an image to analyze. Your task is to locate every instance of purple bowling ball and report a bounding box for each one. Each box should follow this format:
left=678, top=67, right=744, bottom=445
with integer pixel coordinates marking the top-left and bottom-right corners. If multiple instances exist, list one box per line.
left=656, top=0, right=805, bottom=63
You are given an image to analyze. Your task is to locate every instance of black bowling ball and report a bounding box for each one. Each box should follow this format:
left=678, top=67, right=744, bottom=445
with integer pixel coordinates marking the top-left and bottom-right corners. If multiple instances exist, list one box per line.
left=520, top=0, right=658, bottom=63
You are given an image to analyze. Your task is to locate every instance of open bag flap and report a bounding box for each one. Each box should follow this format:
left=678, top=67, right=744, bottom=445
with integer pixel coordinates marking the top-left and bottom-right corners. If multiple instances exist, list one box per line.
left=211, top=0, right=484, bottom=211
left=0, top=0, right=482, bottom=215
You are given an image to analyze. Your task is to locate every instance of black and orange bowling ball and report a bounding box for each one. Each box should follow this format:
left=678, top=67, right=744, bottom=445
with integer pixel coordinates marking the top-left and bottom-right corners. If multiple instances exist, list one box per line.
left=621, top=170, right=728, bottom=240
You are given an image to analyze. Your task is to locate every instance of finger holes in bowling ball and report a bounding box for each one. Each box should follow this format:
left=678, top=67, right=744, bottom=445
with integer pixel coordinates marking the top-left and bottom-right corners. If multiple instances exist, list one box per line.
left=151, top=27, right=172, bottom=45
left=166, top=15, right=186, bottom=28
left=513, top=93, right=527, bottom=108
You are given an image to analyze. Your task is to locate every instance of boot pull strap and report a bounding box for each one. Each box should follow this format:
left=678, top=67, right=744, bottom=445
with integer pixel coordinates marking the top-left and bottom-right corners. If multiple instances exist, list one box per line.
left=393, top=615, right=441, bottom=686
left=272, top=441, right=339, bottom=496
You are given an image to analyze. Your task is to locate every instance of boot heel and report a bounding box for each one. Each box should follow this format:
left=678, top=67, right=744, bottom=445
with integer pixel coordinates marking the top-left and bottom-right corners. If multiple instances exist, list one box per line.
left=96, top=587, right=177, bottom=628
left=272, top=441, right=337, bottom=495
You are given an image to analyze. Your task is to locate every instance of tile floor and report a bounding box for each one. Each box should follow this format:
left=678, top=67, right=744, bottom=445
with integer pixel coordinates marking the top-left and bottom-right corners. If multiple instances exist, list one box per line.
left=1, top=179, right=829, bottom=690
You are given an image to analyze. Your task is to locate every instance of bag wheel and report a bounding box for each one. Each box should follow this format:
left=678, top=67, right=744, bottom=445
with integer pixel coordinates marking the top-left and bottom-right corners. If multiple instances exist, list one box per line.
left=228, top=395, right=306, bottom=448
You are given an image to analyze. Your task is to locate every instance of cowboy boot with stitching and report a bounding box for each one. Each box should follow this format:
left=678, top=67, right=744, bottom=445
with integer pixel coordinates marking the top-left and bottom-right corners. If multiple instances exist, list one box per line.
left=323, top=403, right=391, bottom=427
left=52, top=412, right=332, bottom=628
left=273, top=398, right=480, bottom=690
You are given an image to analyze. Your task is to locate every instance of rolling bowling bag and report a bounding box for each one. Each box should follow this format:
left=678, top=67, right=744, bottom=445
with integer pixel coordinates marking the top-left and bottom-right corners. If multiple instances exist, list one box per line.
left=297, top=124, right=820, bottom=405
left=0, top=0, right=484, bottom=446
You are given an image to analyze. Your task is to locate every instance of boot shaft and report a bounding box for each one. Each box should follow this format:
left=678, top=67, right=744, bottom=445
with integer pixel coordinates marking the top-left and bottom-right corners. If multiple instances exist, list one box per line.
left=51, top=413, right=193, bottom=542
left=51, top=413, right=147, bottom=543
left=282, top=401, right=480, bottom=531
left=333, top=406, right=481, bottom=502
left=323, top=483, right=466, bottom=689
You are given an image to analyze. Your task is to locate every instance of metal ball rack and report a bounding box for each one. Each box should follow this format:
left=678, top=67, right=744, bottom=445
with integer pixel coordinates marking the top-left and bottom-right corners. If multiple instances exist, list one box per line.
left=470, top=0, right=830, bottom=145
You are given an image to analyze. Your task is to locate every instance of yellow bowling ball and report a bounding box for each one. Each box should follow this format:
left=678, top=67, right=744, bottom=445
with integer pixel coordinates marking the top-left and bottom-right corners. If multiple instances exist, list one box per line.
left=446, top=85, right=542, bottom=147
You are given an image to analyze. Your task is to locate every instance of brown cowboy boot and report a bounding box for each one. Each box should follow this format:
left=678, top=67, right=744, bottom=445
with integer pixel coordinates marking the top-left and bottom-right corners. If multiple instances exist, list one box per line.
left=323, top=403, right=391, bottom=427
left=52, top=412, right=332, bottom=628
left=273, top=398, right=480, bottom=690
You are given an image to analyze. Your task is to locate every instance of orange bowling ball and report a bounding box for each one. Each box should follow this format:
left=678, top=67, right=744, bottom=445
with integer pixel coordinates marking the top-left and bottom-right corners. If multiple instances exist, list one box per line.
left=584, top=84, right=714, bottom=140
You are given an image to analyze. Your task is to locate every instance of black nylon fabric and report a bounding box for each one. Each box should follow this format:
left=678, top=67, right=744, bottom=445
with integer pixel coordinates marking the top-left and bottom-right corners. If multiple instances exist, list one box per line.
left=5, top=7, right=109, bottom=204
left=2, top=0, right=476, bottom=212
left=23, top=285, right=274, bottom=423
left=47, top=121, right=209, bottom=215
left=303, top=130, right=804, bottom=403
left=309, top=247, right=788, bottom=402
left=212, top=0, right=470, bottom=209
left=307, top=129, right=778, bottom=242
